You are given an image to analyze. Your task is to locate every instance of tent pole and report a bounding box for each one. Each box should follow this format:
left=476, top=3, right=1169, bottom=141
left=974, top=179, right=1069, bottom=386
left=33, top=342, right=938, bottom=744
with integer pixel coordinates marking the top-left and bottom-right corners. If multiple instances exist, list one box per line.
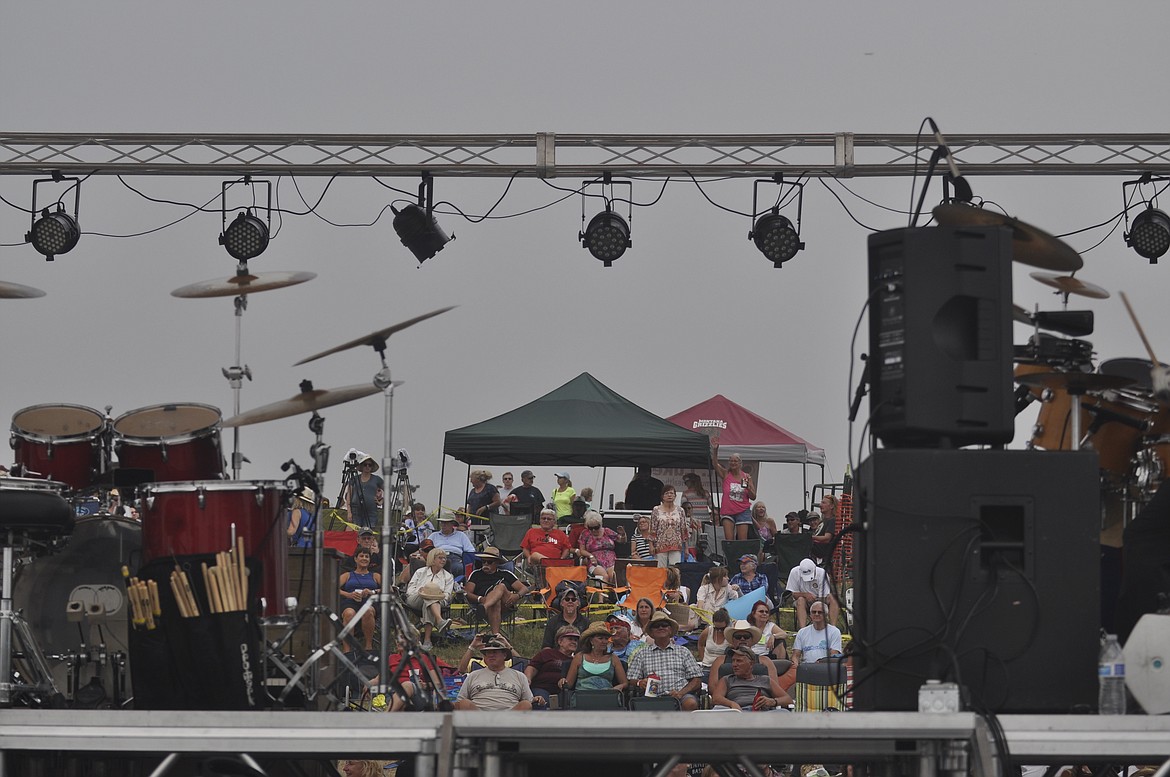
left=600, top=467, right=607, bottom=510
left=437, top=455, right=447, bottom=519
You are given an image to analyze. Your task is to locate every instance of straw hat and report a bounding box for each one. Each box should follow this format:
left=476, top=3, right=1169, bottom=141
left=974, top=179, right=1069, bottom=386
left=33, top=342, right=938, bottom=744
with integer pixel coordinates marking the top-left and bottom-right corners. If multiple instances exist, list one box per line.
left=580, top=621, right=612, bottom=644
left=728, top=619, right=762, bottom=643
left=419, top=582, right=446, bottom=601
left=647, top=609, right=679, bottom=634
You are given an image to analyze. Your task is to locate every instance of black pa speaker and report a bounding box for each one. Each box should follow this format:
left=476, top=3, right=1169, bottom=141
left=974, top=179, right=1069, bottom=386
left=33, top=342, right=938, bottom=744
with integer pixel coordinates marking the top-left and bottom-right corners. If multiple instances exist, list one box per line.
left=868, top=226, right=1014, bottom=447
left=853, top=449, right=1100, bottom=713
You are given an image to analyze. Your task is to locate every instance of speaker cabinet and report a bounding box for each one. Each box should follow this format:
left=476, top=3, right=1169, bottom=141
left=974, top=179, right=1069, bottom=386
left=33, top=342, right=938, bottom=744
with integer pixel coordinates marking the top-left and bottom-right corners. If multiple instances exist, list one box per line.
left=853, top=449, right=1100, bottom=712
left=868, top=226, right=1014, bottom=447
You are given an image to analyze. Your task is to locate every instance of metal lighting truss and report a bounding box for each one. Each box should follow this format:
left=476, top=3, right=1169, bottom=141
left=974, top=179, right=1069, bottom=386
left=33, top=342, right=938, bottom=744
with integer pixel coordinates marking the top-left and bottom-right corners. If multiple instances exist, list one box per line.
left=0, top=132, right=1169, bottom=178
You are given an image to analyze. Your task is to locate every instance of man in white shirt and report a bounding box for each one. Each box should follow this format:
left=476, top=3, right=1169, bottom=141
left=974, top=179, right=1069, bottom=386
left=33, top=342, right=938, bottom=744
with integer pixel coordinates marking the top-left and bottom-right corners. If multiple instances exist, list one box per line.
left=791, top=602, right=843, bottom=664
left=785, top=557, right=839, bottom=628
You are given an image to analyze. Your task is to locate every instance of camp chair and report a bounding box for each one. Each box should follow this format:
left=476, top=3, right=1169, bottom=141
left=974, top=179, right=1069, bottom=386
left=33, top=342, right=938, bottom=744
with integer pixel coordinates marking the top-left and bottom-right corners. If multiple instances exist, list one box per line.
left=561, top=688, right=626, bottom=710
left=792, top=656, right=849, bottom=711
left=722, top=539, right=763, bottom=575
left=629, top=694, right=681, bottom=711
left=539, top=564, right=589, bottom=607
left=772, top=534, right=814, bottom=581
left=621, top=565, right=668, bottom=609
left=487, top=514, right=532, bottom=574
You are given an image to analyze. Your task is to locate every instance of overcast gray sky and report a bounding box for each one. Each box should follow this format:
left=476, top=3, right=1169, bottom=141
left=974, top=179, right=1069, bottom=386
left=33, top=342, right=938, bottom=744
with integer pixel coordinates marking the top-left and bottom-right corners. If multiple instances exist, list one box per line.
left=3, top=2, right=1169, bottom=512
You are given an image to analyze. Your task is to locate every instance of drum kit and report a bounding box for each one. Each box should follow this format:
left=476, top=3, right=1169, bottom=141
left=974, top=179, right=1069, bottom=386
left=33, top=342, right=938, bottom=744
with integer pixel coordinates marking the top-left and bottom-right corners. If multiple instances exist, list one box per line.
left=1, top=261, right=454, bottom=710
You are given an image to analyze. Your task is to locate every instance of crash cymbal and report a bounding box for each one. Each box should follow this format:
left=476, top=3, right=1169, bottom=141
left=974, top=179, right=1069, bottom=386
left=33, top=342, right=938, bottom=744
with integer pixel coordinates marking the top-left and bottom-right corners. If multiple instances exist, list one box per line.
left=171, top=270, right=317, bottom=299
left=1017, top=372, right=1134, bottom=394
left=1029, top=271, right=1110, bottom=300
left=1013, top=304, right=1033, bottom=324
left=0, top=280, right=46, bottom=299
left=295, top=305, right=456, bottom=366
left=933, top=203, right=1083, bottom=272
left=223, top=381, right=381, bottom=427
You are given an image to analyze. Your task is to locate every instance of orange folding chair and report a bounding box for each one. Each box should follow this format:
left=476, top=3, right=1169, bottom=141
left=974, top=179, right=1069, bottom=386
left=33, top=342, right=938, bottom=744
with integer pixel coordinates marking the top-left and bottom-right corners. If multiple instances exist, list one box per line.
left=538, top=563, right=588, bottom=607
left=621, top=565, right=668, bottom=609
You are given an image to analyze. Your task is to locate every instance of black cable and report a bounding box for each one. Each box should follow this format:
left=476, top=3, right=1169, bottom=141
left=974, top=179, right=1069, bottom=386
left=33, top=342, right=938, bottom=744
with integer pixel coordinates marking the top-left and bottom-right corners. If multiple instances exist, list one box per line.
left=85, top=187, right=221, bottom=238
left=685, top=172, right=753, bottom=217
left=907, top=117, right=931, bottom=227
left=432, top=172, right=519, bottom=223
left=817, top=178, right=884, bottom=231
left=0, top=190, right=35, bottom=214
left=827, top=177, right=914, bottom=215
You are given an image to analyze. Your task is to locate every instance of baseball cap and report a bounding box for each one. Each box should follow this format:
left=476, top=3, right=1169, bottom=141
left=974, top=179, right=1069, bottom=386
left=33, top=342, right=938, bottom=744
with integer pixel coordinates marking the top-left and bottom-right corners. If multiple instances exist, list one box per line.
left=799, top=558, right=817, bottom=581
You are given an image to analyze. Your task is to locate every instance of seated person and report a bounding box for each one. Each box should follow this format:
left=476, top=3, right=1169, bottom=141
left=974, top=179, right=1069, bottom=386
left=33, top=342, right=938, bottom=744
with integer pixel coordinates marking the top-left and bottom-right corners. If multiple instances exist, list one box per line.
left=697, top=608, right=731, bottom=669
left=747, top=600, right=789, bottom=661
left=709, top=645, right=792, bottom=711
left=696, top=566, right=740, bottom=614
left=404, top=547, right=454, bottom=651
left=605, top=613, right=645, bottom=665
left=566, top=621, right=628, bottom=693
left=626, top=610, right=704, bottom=711
left=338, top=549, right=380, bottom=654
left=463, top=546, right=529, bottom=637
left=785, top=557, right=839, bottom=628
left=339, top=528, right=382, bottom=574
left=577, top=510, right=618, bottom=585
left=730, top=554, right=772, bottom=608
left=541, top=580, right=590, bottom=649
left=400, top=502, right=434, bottom=552
left=663, top=567, right=698, bottom=631
left=397, top=537, right=435, bottom=585
left=426, top=514, right=477, bottom=576
left=524, top=625, right=580, bottom=709
left=791, top=602, right=843, bottom=664
left=521, top=508, right=572, bottom=568
left=454, top=634, right=533, bottom=711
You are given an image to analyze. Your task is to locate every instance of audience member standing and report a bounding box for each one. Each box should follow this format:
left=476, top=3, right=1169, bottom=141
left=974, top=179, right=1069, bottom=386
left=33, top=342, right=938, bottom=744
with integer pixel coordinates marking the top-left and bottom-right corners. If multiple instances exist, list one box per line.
left=551, top=472, right=576, bottom=520
left=506, top=470, right=545, bottom=519
left=649, top=485, right=689, bottom=567
left=466, top=469, right=501, bottom=521
left=711, top=438, right=755, bottom=541
left=343, top=453, right=383, bottom=531
left=624, top=465, right=665, bottom=510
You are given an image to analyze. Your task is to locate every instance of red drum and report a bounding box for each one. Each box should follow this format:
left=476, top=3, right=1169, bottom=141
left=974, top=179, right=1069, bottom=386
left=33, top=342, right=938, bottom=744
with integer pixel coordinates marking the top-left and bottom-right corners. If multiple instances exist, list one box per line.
left=10, top=404, right=106, bottom=491
left=12, top=514, right=141, bottom=699
left=113, top=403, right=225, bottom=483
left=140, top=481, right=289, bottom=616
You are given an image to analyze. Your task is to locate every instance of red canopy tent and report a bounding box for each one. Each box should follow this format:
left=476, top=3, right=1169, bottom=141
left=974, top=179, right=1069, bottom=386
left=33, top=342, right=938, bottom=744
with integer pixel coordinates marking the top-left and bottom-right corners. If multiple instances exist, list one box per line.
left=666, top=394, right=826, bottom=466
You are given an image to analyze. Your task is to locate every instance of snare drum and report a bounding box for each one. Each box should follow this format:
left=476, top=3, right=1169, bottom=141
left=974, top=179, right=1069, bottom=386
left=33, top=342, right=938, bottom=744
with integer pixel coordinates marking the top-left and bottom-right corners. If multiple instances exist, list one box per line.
left=113, top=403, right=225, bottom=483
left=12, top=514, right=141, bottom=700
left=10, top=404, right=107, bottom=491
left=140, top=481, right=290, bottom=616
left=1132, top=435, right=1170, bottom=496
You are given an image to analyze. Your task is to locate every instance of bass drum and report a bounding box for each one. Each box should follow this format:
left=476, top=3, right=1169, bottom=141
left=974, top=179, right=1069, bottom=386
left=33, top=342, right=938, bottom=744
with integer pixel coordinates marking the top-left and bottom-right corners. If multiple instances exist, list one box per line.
left=12, top=515, right=142, bottom=705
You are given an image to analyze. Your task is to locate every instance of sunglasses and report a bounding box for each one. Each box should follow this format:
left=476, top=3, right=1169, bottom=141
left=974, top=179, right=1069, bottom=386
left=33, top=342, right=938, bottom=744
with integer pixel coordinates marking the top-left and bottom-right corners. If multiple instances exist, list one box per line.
left=651, top=622, right=673, bottom=629
left=731, top=632, right=754, bottom=640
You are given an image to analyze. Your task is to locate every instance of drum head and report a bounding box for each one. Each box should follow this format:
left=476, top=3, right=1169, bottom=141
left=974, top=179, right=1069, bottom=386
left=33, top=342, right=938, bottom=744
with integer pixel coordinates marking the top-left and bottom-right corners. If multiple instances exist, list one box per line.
left=113, top=403, right=221, bottom=440
left=12, top=404, right=105, bottom=440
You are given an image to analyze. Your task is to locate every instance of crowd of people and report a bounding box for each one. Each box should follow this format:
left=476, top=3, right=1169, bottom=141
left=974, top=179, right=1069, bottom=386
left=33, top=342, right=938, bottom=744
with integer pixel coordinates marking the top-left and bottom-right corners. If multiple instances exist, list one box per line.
left=322, top=462, right=847, bottom=721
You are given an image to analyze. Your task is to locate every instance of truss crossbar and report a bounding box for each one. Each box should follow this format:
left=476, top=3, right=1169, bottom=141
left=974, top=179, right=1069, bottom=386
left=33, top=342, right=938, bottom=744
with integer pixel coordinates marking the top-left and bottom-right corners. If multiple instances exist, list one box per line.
left=1, top=133, right=1169, bottom=178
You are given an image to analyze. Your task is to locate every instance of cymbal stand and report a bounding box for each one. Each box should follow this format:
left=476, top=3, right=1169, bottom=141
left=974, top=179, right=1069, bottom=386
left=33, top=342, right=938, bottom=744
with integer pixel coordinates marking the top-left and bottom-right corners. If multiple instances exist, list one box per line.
left=221, top=291, right=253, bottom=480
left=0, top=533, right=60, bottom=707
left=372, top=344, right=405, bottom=700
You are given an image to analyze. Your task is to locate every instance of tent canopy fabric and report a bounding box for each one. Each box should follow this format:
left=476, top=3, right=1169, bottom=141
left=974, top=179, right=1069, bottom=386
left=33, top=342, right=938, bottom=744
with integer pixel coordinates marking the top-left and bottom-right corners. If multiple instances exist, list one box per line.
left=443, top=373, right=712, bottom=468
left=666, top=394, right=826, bottom=466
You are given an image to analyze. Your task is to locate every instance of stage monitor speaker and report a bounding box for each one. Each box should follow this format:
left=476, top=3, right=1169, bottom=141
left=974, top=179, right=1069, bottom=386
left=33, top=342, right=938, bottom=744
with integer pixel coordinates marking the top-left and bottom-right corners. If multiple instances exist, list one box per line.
left=853, top=449, right=1100, bottom=713
left=868, top=226, right=1014, bottom=448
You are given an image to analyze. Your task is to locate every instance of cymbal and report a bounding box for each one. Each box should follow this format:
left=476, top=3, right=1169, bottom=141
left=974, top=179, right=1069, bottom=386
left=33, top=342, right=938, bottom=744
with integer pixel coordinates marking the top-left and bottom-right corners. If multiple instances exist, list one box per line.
left=1029, top=271, right=1110, bottom=299
left=0, top=280, right=46, bottom=299
left=1100, top=357, right=1170, bottom=392
left=1017, top=372, right=1134, bottom=394
left=1013, top=304, right=1033, bottom=324
left=223, top=381, right=381, bottom=427
left=933, top=203, right=1083, bottom=272
left=171, top=270, right=317, bottom=299
left=295, top=305, right=456, bottom=366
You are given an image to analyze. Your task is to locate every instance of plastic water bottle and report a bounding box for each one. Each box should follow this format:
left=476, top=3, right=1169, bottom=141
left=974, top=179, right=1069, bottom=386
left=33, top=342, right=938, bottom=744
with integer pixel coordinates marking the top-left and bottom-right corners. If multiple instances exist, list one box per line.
left=1098, top=632, right=1126, bottom=715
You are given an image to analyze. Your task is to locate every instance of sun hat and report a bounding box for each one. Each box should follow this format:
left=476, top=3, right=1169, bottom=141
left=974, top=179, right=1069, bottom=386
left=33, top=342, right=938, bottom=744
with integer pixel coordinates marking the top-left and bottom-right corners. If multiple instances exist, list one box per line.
left=555, top=625, right=582, bottom=641
left=297, top=486, right=315, bottom=502
left=476, top=546, right=503, bottom=560
left=728, top=619, right=762, bottom=643
left=419, top=582, right=446, bottom=601
left=580, top=621, right=612, bottom=643
left=647, top=609, right=679, bottom=633
left=437, top=513, right=458, bottom=523
left=799, top=558, right=817, bottom=581
left=358, top=453, right=377, bottom=466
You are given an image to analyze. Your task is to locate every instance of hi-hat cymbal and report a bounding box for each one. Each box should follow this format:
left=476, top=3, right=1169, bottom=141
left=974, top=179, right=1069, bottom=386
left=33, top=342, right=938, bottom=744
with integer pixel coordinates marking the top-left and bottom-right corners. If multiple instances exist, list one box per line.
left=933, top=203, right=1083, bottom=272
left=1017, top=372, right=1134, bottom=394
left=171, top=270, right=317, bottom=299
left=223, top=381, right=382, bottom=427
left=0, top=280, right=46, bottom=299
left=1029, top=271, right=1110, bottom=300
left=295, top=305, right=456, bottom=366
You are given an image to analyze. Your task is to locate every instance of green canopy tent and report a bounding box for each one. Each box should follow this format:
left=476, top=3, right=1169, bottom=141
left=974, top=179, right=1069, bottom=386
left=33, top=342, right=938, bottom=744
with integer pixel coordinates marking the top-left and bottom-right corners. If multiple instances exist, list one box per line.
left=443, top=372, right=712, bottom=467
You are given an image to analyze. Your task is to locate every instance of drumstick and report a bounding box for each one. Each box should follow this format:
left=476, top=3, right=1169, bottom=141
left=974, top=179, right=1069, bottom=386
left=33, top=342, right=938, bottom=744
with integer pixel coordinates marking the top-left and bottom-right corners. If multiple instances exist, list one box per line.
left=140, top=583, right=156, bottom=629
left=1120, top=291, right=1161, bottom=364
left=148, top=580, right=161, bottom=616
left=206, top=563, right=225, bottom=613
left=169, top=574, right=189, bottom=618
left=179, top=568, right=200, bottom=617
left=235, top=537, right=247, bottom=608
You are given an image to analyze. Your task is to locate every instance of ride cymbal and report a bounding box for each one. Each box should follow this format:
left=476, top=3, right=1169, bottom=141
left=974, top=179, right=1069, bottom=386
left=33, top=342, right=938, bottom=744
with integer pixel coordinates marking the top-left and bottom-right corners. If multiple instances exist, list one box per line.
left=295, top=305, right=456, bottom=365
left=1017, top=372, right=1134, bottom=394
left=933, top=203, right=1083, bottom=272
left=0, top=280, right=46, bottom=299
left=171, top=270, right=317, bottom=299
left=1029, top=271, right=1110, bottom=300
left=223, top=381, right=381, bottom=427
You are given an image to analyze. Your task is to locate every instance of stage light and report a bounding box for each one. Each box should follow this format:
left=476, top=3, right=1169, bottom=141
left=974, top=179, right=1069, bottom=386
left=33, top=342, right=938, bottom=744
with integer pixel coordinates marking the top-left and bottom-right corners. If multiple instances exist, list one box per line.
left=219, top=209, right=269, bottom=261
left=750, top=210, right=803, bottom=267
left=580, top=209, right=631, bottom=266
left=392, top=203, right=452, bottom=264
left=27, top=204, right=80, bottom=261
left=1126, top=206, right=1170, bottom=263
left=749, top=176, right=805, bottom=268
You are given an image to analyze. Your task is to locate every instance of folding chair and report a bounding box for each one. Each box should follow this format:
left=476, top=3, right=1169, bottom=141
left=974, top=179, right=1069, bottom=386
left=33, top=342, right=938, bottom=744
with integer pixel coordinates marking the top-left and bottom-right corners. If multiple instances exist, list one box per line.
left=629, top=694, right=681, bottom=711
left=621, top=565, right=668, bottom=609
left=772, top=534, right=813, bottom=578
left=723, top=539, right=763, bottom=575
left=539, top=564, right=589, bottom=607
left=564, top=688, right=627, bottom=710
left=792, top=657, right=849, bottom=711
left=487, top=513, right=534, bottom=582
